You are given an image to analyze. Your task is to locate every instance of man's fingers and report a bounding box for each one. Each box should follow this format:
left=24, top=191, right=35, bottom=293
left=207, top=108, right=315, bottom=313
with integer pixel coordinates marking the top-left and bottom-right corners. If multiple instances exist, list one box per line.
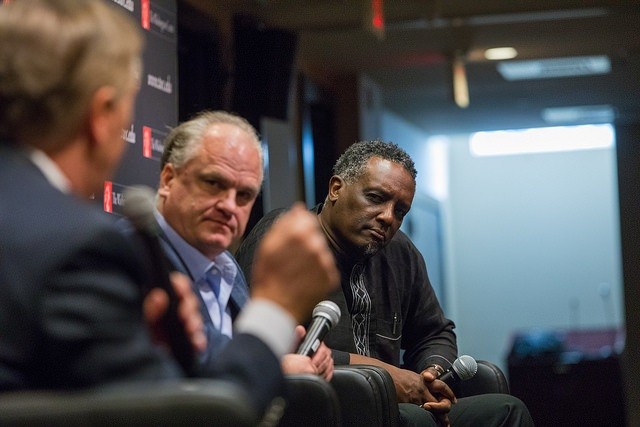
left=143, top=288, right=169, bottom=324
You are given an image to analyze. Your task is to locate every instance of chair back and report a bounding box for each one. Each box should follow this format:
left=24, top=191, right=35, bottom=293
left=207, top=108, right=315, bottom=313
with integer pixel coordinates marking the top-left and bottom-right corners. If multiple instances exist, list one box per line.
left=279, top=374, right=341, bottom=427
left=331, top=365, right=399, bottom=427
left=0, top=379, right=257, bottom=426
left=453, top=359, right=510, bottom=398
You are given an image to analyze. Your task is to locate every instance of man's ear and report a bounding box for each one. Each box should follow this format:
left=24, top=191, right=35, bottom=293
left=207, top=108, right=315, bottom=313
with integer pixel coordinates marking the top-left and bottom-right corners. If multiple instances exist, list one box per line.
left=87, top=86, right=117, bottom=148
left=158, top=163, right=176, bottom=198
left=327, top=176, right=344, bottom=202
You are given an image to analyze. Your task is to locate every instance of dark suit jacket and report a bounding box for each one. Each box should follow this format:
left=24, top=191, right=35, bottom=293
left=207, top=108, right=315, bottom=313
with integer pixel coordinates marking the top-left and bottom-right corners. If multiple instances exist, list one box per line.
left=156, top=232, right=250, bottom=372
left=0, top=146, right=283, bottom=414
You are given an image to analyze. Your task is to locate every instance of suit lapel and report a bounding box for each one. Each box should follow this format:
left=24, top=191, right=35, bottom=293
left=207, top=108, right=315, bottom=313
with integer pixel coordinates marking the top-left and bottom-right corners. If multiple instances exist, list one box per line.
left=228, top=264, right=249, bottom=319
left=156, top=231, right=217, bottom=329
left=158, top=230, right=249, bottom=322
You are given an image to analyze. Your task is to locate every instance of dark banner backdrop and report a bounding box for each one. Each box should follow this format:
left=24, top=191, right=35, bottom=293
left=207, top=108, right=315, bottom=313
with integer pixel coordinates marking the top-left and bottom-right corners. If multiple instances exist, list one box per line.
left=102, top=0, right=177, bottom=216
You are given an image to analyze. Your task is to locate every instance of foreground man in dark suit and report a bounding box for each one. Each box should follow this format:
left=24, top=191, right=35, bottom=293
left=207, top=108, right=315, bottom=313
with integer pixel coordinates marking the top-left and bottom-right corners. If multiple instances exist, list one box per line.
left=0, top=0, right=338, bottom=418
left=236, top=140, right=534, bottom=426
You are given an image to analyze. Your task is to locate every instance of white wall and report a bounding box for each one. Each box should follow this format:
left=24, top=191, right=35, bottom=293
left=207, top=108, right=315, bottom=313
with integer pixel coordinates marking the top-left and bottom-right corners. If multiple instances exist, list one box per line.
left=381, top=110, right=624, bottom=374
left=447, top=136, right=623, bottom=371
left=380, top=111, right=432, bottom=194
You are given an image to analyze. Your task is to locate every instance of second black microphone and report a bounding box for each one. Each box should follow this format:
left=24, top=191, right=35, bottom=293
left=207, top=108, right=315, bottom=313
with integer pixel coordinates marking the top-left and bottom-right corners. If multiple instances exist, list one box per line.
left=297, top=300, right=341, bottom=357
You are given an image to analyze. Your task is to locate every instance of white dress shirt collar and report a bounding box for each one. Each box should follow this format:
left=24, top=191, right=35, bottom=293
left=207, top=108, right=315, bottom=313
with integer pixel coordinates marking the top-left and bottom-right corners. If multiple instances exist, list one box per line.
left=28, top=148, right=71, bottom=194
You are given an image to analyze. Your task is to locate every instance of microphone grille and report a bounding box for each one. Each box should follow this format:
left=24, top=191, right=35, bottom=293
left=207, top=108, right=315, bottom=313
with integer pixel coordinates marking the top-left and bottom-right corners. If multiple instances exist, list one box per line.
left=452, top=355, right=478, bottom=380
left=312, top=300, right=341, bottom=327
left=122, top=185, right=158, bottom=232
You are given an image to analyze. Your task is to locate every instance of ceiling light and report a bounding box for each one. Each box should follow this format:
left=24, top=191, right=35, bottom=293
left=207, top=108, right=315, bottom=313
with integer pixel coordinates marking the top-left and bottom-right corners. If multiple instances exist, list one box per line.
left=541, top=105, right=615, bottom=124
left=497, top=55, right=611, bottom=81
left=452, top=52, right=469, bottom=108
left=484, top=47, right=518, bottom=61
left=470, top=124, right=614, bottom=157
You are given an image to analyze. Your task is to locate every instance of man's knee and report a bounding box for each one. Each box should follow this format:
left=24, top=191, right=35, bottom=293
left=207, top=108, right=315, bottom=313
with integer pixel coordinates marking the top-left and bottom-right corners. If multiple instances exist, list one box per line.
left=450, top=394, right=534, bottom=426
left=398, top=402, right=439, bottom=427
left=498, top=394, right=534, bottom=426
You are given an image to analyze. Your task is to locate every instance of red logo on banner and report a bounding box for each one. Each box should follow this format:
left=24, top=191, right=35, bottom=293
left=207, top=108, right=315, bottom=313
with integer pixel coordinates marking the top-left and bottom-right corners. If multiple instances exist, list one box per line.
left=103, top=181, right=113, bottom=213
left=142, top=126, right=152, bottom=158
left=141, top=0, right=150, bottom=30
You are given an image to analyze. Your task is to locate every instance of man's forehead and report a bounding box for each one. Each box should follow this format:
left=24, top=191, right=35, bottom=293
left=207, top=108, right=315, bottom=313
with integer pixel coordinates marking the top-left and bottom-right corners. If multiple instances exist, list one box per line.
left=361, top=157, right=412, bottom=180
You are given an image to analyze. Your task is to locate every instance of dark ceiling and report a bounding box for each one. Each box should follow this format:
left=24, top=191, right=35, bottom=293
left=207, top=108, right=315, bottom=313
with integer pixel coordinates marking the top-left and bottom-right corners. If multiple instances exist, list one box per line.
left=185, top=0, right=640, bottom=134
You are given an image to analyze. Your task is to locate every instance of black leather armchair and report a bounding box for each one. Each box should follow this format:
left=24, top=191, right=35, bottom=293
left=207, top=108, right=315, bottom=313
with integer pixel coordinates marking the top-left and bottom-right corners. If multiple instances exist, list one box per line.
left=453, top=359, right=510, bottom=398
left=281, top=360, right=510, bottom=427
left=280, top=365, right=398, bottom=427
left=0, top=379, right=258, bottom=427
left=280, top=374, right=342, bottom=426
left=331, top=364, right=399, bottom=427
left=333, top=361, right=509, bottom=426
left=1, top=361, right=509, bottom=426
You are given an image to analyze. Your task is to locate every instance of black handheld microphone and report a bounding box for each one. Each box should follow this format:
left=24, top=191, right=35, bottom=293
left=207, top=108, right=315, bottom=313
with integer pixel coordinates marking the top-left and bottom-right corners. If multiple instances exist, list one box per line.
left=297, top=300, right=341, bottom=357
left=439, top=355, right=478, bottom=386
left=123, top=185, right=195, bottom=374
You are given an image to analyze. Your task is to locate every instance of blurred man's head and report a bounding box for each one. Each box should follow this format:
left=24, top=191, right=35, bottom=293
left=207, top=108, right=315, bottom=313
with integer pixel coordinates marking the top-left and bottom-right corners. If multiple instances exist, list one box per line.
left=157, top=111, right=264, bottom=259
left=0, top=0, right=143, bottom=195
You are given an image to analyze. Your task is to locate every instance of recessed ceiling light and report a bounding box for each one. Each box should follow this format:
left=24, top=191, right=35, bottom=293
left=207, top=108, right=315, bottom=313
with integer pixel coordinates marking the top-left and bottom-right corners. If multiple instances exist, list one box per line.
left=497, top=55, right=611, bottom=80
left=484, top=47, right=518, bottom=61
left=541, top=105, right=615, bottom=124
left=470, top=124, right=614, bottom=157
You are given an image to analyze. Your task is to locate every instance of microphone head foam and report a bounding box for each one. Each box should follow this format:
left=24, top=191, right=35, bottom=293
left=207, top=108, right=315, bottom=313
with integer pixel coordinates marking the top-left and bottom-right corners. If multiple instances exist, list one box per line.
left=312, top=300, right=341, bottom=327
left=452, top=355, right=478, bottom=380
left=122, top=185, right=158, bottom=232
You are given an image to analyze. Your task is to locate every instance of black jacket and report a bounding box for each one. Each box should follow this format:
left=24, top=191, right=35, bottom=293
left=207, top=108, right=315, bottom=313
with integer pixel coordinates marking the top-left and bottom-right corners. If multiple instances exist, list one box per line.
left=236, top=204, right=458, bottom=372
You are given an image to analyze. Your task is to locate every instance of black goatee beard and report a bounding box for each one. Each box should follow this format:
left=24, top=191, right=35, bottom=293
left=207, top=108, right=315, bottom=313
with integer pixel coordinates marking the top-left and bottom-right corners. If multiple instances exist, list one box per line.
left=362, top=241, right=383, bottom=257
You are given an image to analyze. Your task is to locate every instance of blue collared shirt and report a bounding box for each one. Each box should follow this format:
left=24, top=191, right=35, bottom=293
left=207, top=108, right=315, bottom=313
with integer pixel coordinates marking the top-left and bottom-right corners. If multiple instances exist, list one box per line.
left=155, top=210, right=236, bottom=337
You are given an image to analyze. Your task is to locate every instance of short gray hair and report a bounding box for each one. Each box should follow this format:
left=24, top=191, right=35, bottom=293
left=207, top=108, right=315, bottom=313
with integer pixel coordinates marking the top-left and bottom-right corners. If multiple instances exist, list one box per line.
left=0, top=0, right=142, bottom=148
left=333, top=139, right=417, bottom=184
left=161, top=110, right=264, bottom=180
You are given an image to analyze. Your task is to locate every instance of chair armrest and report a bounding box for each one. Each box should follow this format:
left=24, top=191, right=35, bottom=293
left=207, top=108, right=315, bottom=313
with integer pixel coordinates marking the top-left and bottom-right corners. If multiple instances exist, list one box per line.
left=279, top=374, right=341, bottom=427
left=453, top=359, right=510, bottom=398
left=331, top=364, right=399, bottom=427
left=0, top=379, right=257, bottom=426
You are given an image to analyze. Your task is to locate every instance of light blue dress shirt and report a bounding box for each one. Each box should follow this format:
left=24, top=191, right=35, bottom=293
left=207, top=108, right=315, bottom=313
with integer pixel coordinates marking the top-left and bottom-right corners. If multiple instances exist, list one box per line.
left=155, top=210, right=236, bottom=338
